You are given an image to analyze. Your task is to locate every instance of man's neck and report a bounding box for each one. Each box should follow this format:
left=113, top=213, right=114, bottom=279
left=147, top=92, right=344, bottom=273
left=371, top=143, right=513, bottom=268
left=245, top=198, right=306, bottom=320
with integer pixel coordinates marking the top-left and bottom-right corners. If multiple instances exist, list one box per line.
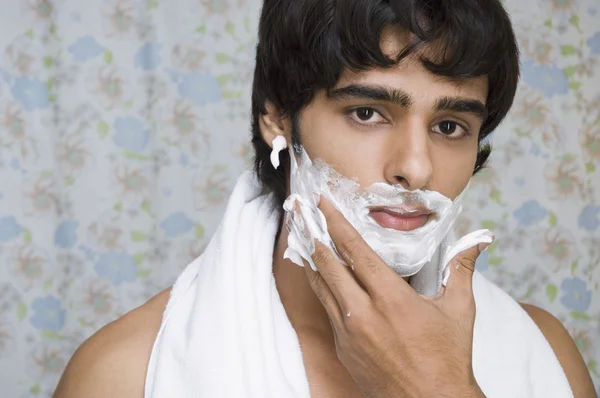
left=272, top=222, right=334, bottom=336
left=272, top=219, right=365, bottom=396
left=272, top=217, right=412, bottom=335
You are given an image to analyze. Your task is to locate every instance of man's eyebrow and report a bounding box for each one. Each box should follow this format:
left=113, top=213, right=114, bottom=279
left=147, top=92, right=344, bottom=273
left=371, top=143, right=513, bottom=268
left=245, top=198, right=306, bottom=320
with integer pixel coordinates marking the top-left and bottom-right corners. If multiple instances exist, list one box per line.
left=435, top=97, right=488, bottom=122
left=327, top=84, right=412, bottom=107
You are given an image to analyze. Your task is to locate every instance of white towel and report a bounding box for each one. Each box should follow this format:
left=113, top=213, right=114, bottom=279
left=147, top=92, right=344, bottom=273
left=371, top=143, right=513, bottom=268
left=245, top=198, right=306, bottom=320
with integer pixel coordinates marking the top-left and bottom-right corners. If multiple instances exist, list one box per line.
left=145, top=170, right=573, bottom=398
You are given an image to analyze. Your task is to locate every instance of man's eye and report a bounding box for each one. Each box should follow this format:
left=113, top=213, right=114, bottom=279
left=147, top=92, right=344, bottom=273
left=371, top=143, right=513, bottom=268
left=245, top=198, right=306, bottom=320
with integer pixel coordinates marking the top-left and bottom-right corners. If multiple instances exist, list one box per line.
left=350, top=107, right=385, bottom=124
left=432, top=120, right=470, bottom=139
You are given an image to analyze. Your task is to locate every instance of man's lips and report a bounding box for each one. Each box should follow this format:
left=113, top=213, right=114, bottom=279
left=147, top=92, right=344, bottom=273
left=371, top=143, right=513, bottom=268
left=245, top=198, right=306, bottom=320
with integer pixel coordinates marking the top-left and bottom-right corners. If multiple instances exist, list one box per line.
left=368, top=206, right=432, bottom=232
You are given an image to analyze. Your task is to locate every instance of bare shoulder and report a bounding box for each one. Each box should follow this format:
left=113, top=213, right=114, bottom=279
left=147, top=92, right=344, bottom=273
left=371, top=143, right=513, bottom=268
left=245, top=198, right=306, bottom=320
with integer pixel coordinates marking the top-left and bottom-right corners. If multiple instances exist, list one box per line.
left=520, top=303, right=596, bottom=398
left=53, top=288, right=172, bottom=398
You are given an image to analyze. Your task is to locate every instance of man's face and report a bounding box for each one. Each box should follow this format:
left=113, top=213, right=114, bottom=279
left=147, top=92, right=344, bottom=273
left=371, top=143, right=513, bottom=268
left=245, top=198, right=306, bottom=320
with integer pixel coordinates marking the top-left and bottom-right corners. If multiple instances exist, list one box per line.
left=293, top=31, right=489, bottom=208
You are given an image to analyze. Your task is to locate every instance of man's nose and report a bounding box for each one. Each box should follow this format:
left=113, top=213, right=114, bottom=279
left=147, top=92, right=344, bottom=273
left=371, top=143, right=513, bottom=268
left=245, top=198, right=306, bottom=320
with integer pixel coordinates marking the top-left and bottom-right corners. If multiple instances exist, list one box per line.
left=383, top=123, right=433, bottom=190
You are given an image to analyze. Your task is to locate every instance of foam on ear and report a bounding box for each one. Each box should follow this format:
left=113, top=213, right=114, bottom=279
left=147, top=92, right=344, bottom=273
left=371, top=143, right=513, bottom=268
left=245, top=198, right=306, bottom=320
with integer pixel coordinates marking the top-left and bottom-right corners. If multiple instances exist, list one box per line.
left=270, top=136, right=288, bottom=169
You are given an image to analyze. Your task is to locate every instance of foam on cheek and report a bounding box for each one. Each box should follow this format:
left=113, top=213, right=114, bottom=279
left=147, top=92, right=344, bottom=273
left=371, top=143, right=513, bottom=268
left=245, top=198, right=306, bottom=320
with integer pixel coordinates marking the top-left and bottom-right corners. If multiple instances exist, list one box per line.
left=280, top=145, right=454, bottom=275
left=279, top=144, right=494, bottom=281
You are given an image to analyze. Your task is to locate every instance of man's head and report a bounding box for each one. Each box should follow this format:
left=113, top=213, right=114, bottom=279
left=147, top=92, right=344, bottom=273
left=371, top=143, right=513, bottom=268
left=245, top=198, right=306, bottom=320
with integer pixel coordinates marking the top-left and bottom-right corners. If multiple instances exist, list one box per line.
left=251, top=0, right=520, bottom=206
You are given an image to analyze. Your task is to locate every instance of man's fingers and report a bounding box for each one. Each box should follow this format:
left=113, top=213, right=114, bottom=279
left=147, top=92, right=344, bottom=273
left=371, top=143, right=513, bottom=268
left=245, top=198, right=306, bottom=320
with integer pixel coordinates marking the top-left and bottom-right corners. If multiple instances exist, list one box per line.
left=303, top=251, right=344, bottom=326
left=291, top=200, right=369, bottom=311
left=310, top=240, right=369, bottom=313
left=317, top=195, right=407, bottom=297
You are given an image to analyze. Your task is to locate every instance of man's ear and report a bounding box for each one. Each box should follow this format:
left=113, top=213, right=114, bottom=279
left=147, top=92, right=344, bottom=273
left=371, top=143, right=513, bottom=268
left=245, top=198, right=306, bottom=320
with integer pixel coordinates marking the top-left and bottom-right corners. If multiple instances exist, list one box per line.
left=259, top=102, right=291, bottom=148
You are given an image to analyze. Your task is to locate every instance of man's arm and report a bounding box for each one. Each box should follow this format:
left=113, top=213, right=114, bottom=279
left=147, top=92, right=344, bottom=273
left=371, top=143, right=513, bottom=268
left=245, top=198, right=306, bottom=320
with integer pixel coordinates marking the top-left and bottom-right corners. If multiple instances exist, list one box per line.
left=521, top=303, right=597, bottom=398
left=53, top=288, right=171, bottom=398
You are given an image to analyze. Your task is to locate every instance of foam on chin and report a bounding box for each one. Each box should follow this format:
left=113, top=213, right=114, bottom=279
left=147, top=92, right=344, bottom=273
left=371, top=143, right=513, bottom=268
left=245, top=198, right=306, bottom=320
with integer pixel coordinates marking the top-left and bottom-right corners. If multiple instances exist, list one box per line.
left=281, top=145, right=467, bottom=277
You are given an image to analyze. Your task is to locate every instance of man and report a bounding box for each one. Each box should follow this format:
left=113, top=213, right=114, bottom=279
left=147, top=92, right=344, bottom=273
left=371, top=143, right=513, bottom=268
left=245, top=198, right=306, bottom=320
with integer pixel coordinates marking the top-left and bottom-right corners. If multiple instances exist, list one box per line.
left=55, top=0, right=596, bottom=397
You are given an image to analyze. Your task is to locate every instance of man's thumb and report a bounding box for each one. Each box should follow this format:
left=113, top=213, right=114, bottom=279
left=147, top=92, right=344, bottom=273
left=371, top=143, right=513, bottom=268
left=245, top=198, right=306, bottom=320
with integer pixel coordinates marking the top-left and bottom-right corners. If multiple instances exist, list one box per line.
left=445, top=241, right=491, bottom=295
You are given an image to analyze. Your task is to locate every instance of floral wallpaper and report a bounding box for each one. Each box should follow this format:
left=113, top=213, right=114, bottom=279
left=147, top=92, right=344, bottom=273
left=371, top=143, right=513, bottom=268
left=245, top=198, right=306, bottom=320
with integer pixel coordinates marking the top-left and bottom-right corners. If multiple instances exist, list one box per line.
left=0, top=0, right=597, bottom=396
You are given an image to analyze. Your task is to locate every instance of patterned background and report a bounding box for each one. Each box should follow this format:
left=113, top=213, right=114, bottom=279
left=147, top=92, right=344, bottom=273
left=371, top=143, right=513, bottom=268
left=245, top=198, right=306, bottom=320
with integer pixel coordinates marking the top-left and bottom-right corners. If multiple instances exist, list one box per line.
left=0, top=0, right=598, bottom=396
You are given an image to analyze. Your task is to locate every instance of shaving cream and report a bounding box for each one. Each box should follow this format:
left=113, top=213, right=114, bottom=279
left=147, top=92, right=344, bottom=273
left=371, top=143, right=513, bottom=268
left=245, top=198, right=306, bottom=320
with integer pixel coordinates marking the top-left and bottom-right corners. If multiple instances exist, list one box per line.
left=441, top=229, right=494, bottom=285
left=272, top=137, right=493, bottom=281
left=270, top=136, right=288, bottom=169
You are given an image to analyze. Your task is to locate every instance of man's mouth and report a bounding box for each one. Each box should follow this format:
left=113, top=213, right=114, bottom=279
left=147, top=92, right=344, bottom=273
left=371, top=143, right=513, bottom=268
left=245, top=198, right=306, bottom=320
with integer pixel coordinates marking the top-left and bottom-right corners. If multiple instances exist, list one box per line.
left=368, top=206, right=433, bottom=232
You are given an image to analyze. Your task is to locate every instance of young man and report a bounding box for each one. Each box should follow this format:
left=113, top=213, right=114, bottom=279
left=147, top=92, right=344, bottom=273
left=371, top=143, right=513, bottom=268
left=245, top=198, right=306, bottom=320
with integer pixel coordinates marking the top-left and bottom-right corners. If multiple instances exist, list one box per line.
left=55, top=0, right=596, bottom=397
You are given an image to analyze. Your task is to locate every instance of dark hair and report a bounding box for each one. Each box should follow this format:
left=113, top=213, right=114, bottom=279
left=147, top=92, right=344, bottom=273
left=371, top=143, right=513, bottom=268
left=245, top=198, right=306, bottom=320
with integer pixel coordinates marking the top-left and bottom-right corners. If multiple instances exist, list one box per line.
left=251, top=0, right=520, bottom=205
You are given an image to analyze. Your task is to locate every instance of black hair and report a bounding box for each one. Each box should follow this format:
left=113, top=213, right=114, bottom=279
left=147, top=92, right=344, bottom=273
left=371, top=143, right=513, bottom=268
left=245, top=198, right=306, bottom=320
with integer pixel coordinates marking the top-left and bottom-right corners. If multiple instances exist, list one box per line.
left=251, top=0, right=520, bottom=205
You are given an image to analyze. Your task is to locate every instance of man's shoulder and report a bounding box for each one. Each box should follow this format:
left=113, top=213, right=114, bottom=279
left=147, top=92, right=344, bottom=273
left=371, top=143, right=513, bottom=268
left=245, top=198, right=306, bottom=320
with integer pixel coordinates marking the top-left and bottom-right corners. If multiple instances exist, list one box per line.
left=53, top=288, right=172, bottom=398
left=520, top=303, right=596, bottom=397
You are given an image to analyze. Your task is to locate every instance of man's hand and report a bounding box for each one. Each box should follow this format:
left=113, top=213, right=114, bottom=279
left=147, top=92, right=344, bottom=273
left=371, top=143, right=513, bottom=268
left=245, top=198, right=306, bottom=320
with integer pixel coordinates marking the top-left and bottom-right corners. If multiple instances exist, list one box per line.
left=301, top=196, right=489, bottom=398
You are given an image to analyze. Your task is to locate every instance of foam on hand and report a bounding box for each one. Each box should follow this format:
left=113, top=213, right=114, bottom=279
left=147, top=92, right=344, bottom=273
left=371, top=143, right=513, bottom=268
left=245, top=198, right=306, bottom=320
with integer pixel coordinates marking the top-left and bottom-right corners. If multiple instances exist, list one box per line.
left=441, top=229, right=495, bottom=286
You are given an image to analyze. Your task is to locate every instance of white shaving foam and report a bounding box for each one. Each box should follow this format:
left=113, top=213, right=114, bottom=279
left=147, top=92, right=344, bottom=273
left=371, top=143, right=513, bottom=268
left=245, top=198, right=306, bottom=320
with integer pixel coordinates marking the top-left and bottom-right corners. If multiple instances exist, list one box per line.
left=270, top=135, right=288, bottom=169
left=441, top=229, right=494, bottom=286
left=283, top=146, right=468, bottom=276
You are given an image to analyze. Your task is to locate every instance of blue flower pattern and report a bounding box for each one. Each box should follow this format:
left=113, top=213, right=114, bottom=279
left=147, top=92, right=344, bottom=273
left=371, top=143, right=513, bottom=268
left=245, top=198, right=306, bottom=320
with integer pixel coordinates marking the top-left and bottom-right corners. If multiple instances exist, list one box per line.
left=177, top=72, right=222, bottom=106
left=587, top=31, right=600, bottom=55
left=0, top=216, right=23, bottom=242
left=68, top=35, right=105, bottom=62
left=112, top=117, right=150, bottom=152
left=54, top=220, right=80, bottom=249
left=578, top=205, right=600, bottom=232
left=160, top=212, right=195, bottom=238
left=521, top=59, right=569, bottom=96
left=560, top=277, right=593, bottom=312
left=30, top=296, right=66, bottom=332
left=94, top=252, right=137, bottom=285
left=11, top=77, right=50, bottom=110
left=513, top=200, right=548, bottom=227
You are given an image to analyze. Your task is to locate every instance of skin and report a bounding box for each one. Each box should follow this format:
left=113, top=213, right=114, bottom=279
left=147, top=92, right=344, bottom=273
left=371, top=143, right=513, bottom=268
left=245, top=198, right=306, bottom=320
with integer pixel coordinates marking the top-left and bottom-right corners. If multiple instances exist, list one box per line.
left=54, top=30, right=597, bottom=398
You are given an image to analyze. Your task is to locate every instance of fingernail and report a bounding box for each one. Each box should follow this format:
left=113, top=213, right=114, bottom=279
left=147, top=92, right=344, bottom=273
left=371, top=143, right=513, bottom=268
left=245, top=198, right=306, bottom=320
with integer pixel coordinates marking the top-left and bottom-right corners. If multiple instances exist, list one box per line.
left=313, top=191, right=321, bottom=207
left=478, top=242, right=491, bottom=253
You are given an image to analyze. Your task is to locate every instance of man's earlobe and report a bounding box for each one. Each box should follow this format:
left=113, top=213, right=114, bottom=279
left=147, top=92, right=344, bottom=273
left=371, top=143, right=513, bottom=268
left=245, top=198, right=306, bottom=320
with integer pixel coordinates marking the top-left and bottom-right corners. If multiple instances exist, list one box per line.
left=259, top=102, right=289, bottom=148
